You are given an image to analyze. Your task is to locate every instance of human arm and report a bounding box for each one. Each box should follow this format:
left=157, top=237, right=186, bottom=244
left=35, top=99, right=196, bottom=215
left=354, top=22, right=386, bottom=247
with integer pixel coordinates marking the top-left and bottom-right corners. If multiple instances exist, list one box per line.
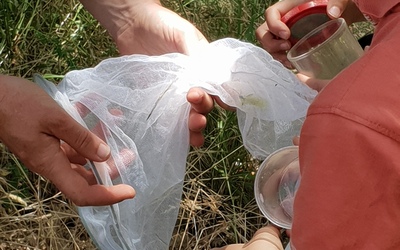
left=79, top=0, right=208, bottom=56
left=79, top=0, right=213, bottom=146
left=0, top=75, right=135, bottom=206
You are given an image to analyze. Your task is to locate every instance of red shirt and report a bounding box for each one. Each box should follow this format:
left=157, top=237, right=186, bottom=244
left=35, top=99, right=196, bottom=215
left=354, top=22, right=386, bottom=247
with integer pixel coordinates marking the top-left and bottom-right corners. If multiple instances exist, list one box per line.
left=292, top=1, right=400, bottom=249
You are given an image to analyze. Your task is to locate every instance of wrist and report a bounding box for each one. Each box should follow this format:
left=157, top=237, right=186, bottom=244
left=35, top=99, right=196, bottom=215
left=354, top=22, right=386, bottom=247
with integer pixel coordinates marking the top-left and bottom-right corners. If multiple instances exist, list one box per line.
left=80, top=0, right=161, bottom=43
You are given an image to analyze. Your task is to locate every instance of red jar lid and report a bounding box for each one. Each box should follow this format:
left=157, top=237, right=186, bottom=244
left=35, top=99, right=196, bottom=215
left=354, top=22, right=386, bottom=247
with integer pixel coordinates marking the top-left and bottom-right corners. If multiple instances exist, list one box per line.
left=281, top=0, right=330, bottom=45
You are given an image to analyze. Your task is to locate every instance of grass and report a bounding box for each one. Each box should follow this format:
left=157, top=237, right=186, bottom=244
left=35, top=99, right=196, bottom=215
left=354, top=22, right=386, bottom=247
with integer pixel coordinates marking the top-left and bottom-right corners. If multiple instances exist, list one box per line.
left=0, top=0, right=373, bottom=249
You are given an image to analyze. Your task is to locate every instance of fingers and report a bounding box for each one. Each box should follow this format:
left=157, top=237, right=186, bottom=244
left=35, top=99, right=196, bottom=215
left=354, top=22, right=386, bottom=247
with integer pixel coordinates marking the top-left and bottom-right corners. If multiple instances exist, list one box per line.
left=63, top=141, right=136, bottom=200
left=71, top=163, right=97, bottom=185
left=292, top=136, right=300, bottom=146
left=256, top=1, right=299, bottom=68
left=0, top=76, right=134, bottom=206
left=45, top=149, right=135, bottom=206
left=107, top=148, right=136, bottom=180
left=326, top=0, right=349, bottom=19
left=186, top=88, right=214, bottom=147
left=188, top=112, right=206, bottom=147
left=214, top=96, right=236, bottom=112
left=264, top=3, right=292, bottom=40
left=187, top=87, right=214, bottom=114
left=63, top=142, right=136, bottom=181
left=333, top=0, right=366, bottom=24
left=325, top=0, right=364, bottom=25
left=48, top=109, right=111, bottom=162
left=211, top=227, right=283, bottom=250
left=263, top=0, right=310, bottom=40
left=74, top=101, right=91, bottom=118
left=61, top=143, right=87, bottom=165
left=296, top=73, right=330, bottom=92
left=186, top=88, right=237, bottom=147
left=213, top=226, right=284, bottom=250
left=243, top=225, right=283, bottom=250
left=72, top=98, right=128, bottom=167
left=90, top=108, right=124, bottom=142
left=256, top=23, right=291, bottom=61
left=71, top=97, right=135, bottom=180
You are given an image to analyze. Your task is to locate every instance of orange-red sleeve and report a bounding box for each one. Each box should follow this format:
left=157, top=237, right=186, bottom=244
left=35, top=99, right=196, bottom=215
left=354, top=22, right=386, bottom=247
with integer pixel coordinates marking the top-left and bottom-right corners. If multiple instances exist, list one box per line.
left=291, top=5, right=400, bottom=248
left=292, top=113, right=400, bottom=249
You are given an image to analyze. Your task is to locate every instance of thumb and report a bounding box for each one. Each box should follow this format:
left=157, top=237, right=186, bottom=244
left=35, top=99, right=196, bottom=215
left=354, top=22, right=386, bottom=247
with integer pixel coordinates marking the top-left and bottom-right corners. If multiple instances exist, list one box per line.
left=50, top=111, right=111, bottom=162
left=326, top=0, right=349, bottom=19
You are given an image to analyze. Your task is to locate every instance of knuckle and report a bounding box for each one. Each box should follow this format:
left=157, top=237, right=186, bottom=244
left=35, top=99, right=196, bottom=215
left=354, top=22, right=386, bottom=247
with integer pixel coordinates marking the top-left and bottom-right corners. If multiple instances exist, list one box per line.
left=51, top=114, right=93, bottom=150
left=48, top=112, right=72, bottom=133
left=71, top=128, right=92, bottom=149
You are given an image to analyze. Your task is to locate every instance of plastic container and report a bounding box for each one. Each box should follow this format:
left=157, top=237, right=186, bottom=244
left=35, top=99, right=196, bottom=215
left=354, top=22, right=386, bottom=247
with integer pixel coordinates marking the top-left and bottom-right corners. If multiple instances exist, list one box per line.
left=287, top=18, right=364, bottom=79
left=254, top=146, right=300, bottom=229
left=281, top=0, right=329, bottom=45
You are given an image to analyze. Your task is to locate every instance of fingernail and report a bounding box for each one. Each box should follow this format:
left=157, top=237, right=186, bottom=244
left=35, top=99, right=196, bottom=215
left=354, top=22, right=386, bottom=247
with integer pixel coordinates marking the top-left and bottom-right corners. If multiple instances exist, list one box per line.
left=278, top=31, right=290, bottom=40
left=192, top=90, right=202, bottom=99
left=328, top=6, right=341, bottom=18
left=187, top=90, right=202, bottom=104
left=97, top=143, right=111, bottom=159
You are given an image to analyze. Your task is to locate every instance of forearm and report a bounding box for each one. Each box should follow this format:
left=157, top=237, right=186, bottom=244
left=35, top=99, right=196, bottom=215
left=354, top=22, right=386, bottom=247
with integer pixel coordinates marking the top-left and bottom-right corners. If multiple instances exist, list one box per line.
left=79, top=0, right=161, bottom=41
left=0, top=75, right=9, bottom=135
left=0, top=75, right=16, bottom=127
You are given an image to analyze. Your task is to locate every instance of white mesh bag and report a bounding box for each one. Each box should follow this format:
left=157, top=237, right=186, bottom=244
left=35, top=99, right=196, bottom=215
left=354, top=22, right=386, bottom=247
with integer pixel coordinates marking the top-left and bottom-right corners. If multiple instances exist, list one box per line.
left=34, top=38, right=316, bottom=250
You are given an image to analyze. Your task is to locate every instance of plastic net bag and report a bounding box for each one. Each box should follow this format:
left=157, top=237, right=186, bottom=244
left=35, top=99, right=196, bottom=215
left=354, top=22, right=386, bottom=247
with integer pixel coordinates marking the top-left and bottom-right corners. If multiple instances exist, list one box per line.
left=34, top=38, right=316, bottom=250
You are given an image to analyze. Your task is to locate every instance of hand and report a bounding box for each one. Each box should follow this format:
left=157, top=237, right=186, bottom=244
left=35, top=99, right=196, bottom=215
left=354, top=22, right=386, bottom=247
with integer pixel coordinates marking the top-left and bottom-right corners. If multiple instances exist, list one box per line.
left=187, top=88, right=236, bottom=147
left=81, top=0, right=213, bottom=147
left=256, top=0, right=365, bottom=67
left=0, top=75, right=135, bottom=206
left=256, top=0, right=301, bottom=68
left=116, top=2, right=209, bottom=56
left=186, top=88, right=214, bottom=147
left=297, top=73, right=330, bottom=93
left=80, top=0, right=209, bottom=56
left=212, top=225, right=283, bottom=250
left=72, top=100, right=136, bottom=180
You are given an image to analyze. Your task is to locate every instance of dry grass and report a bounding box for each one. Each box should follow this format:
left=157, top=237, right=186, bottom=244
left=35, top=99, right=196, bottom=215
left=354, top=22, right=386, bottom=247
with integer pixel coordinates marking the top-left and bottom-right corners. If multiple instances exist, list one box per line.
left=0, top=146, right=94, bottom=249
